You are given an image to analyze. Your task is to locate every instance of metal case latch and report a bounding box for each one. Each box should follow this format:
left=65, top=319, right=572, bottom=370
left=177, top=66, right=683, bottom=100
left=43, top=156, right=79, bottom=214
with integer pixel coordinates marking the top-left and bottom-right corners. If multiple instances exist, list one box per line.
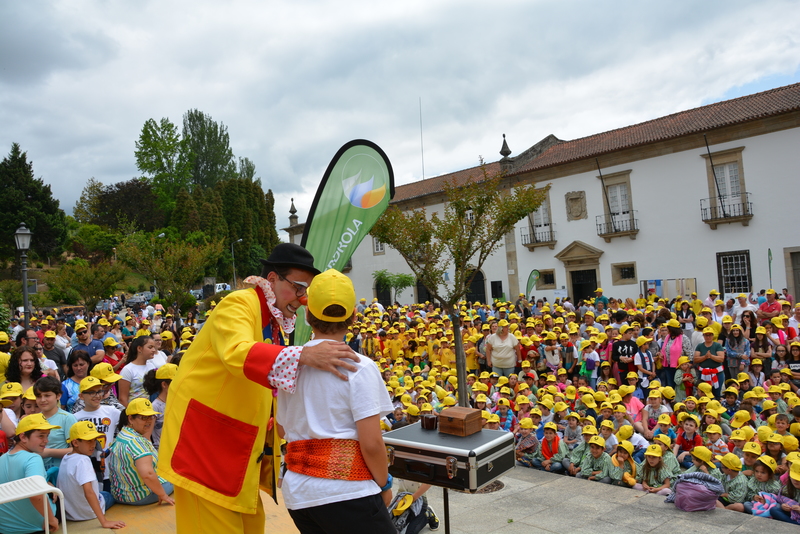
left=386, top=446, right=395, bottom=466
left=445, top=456, right=458, bottom=479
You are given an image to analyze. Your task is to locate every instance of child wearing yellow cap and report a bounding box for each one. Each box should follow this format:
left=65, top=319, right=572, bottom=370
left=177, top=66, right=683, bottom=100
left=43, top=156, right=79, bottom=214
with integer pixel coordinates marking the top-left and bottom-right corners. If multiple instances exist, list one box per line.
left=0, top=414, right=61, bottom=532
left=577, top=435, right=613, bottom=483
left=277, top=270, right=395, bottom=531
left=56, top=421, right=126, bottom=529
left=73, top=376, right=122, bottom=488
left=633, top=444, right=672, bottom=495
left=728, top=456, right=781, bottom=514
left=716, top=453, right=748, bottom=509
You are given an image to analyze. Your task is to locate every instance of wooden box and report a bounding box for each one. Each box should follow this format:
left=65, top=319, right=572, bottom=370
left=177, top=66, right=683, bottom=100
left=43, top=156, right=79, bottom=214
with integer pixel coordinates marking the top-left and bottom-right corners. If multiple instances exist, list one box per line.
left=438, top=406, right=482, bottom=437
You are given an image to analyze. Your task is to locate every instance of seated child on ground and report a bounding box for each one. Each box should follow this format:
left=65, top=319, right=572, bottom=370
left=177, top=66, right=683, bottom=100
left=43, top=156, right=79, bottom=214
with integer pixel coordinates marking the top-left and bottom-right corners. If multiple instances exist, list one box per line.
left=57, top=421, right=126, bottom=529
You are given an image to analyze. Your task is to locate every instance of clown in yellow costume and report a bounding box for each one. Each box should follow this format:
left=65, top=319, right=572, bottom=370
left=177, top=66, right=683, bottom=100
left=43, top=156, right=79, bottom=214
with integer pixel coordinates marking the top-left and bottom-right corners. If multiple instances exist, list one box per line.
left=159, top=244, right=358, bottom=533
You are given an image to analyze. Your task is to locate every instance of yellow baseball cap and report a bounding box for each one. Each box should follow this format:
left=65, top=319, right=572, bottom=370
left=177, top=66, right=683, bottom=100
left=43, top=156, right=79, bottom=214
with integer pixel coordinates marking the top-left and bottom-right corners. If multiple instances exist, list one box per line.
left=90, top=362, right=122, bottom=383
left=16, top=413, right=61, bottom=435
left=67, top=420, right=105, bottom=443
left=588, top=435, right=606, bottom=448
left=156, top=363, right=178, bottom=380
left=644, top=444, right=662, bottom=457
left=79, top=376, right=104, bottom=393
left=307, top=269, right=355, bottom=322
left=653, top=433, right=672, bottom=448
left=716, top=453, right=742, bottom=471
left=126, top=398, right=160, bottom=416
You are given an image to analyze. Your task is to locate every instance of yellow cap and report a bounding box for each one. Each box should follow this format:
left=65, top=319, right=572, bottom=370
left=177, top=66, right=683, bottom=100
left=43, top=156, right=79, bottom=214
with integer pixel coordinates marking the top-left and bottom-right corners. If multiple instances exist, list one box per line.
left=79, top=376, right=104, bottom=393
left=653, top=433, right=671, bottom=448
left=691, top=446, right=717, bottom=468
left=758, top=455, right=778, bottom=473
left=519, top=418, right=535, bottom=429
left=716, top=453, right=742, bottom=471
left=644, top=444, right=662, bottom=457
left=307, top=269, right=355, bottom=322
left=16, top=413, right=61, bottom=435
left=588, top=435, right=606, bottom=448
left=67, top=420, right=105, bottom=443
left=126, top=398, right=160, bottom=416
left=156, top=363, right=178, bottom=380
left=90, top=362, right=122, bottom=383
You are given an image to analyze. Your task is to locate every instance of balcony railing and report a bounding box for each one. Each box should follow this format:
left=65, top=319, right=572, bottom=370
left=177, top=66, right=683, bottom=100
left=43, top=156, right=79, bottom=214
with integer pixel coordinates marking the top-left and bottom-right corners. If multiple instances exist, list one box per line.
left=596, top=211, right=639, bottom=242
left=700, top=193, right=753, bottom=229
left=520, top=225, right=557, bottom=250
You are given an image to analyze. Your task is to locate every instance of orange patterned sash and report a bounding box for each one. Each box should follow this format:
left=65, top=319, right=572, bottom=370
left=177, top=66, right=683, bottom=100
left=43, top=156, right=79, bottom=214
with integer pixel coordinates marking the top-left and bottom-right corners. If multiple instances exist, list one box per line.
left=285, top=439, right=373, bottom=481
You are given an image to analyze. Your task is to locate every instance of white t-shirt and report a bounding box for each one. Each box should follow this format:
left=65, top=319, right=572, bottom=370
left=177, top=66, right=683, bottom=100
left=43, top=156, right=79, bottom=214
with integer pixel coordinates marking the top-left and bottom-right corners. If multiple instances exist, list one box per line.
left=73, top=405, right=121, bottom=479
left=38, top=357, right=58, bottom=372
left=4, top=408, right=18, bottom=426
left=57, top=452, right=107, bottom=521
left=278, top=339, right=393, bottom=510
left=584, top=351, right=600, bottom=379
left=120, top=361, right=157, bottom=402
left=151, top=351, right=168, bottom=369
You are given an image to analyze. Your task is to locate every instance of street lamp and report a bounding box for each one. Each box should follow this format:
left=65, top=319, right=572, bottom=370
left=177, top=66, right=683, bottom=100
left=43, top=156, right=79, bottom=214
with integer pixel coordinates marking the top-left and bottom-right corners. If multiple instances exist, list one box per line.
left=231, top=238, right=243, bottom=289
left=14, top=223, right=32, bottom=328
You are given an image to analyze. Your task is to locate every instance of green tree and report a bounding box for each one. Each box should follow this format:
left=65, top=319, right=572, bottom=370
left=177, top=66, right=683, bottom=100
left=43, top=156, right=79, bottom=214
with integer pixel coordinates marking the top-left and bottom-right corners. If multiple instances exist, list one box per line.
left=371, top=161, right=548, bottom=406
left=73, top=177, right=104, bottom=224
left=0, top=143, right=68, bottom=262
left=95, top=178, right=166, bottom=232
left=135, top=117, right=192, bottom=213
left=183, top=109, right=236, bottom=189
left=47, top=260, right=127, bottom=312
left=0, top=295, right=10, bottom=335
left=238, top=156, right=256, bottom=181
left=69, top=224, right=119, bottom=262
left=0, top=280, right=23, bottom=312
left=373, top=269, right=415, bottom=304
left=116, top=232, right=224, bottom=314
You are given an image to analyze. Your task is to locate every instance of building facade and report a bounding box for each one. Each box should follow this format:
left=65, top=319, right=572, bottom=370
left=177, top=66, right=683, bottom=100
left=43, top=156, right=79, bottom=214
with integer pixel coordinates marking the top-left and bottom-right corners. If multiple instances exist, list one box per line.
left=285, top=83, right=800, bottom=306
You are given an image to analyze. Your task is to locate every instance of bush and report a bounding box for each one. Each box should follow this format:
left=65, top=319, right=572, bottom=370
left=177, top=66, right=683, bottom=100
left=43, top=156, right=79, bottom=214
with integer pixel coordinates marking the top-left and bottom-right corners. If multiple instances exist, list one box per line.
left=35, top=262, right=44, bottom=269
left=126, top=285, right=138, bottom=294
left=137, top=282, right=147, bottom=292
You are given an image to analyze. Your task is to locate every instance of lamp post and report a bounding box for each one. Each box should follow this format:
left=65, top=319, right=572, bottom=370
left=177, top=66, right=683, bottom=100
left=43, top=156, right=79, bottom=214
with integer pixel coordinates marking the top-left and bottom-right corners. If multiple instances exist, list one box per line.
left=231, top=238, right=243, bottom=289
left=14, top=223, right=32, bottom=328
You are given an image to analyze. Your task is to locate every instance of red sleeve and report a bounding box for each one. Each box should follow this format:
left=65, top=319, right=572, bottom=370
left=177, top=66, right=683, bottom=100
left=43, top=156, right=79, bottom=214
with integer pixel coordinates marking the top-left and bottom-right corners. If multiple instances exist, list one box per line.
left=242, top=342, right=284, bottom=389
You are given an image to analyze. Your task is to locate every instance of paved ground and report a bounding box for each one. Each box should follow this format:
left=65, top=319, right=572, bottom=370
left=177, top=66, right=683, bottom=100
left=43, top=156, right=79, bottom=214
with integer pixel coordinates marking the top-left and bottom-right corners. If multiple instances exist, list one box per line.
left=65, top=469, right=798, bottom=533
left=424, top=467, right=799, bottom=534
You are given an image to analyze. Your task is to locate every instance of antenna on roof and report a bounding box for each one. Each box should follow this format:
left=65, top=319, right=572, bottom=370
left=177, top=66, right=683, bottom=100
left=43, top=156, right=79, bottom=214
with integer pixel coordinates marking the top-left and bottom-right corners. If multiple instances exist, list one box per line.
left=419, top=97, right=425, bottom=180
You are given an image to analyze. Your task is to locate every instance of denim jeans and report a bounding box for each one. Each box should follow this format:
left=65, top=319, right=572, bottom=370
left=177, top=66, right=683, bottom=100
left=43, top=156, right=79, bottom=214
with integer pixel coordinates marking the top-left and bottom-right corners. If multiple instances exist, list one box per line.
left=125, top=482, right=174, bottom=505
left=530, top=458, right=564, bottom=473
left=492, top=366, right=516, bottom=378
left=770, top=506, right=800, bottom=524
left=100, top=491, right=115, bottom=511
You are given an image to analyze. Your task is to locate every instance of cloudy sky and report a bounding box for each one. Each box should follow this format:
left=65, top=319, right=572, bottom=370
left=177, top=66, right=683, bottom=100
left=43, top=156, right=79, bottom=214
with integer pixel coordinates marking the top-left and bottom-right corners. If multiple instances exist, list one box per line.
left=2, top=0, right=799, bottom=239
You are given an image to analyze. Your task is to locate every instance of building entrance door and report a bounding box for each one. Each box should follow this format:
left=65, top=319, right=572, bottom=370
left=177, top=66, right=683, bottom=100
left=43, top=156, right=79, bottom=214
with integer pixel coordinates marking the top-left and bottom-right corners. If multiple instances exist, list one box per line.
left=570, top=269, right=598, bottom=303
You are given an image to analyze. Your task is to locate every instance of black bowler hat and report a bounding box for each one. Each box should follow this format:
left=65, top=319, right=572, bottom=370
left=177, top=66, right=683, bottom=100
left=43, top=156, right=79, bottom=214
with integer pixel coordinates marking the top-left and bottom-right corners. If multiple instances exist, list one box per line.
left=260, top=243, right=320, bottom=276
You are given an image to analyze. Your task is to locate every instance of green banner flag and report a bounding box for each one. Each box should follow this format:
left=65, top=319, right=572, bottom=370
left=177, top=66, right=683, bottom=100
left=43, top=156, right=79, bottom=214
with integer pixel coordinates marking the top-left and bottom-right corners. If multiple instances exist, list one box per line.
left=526, top=269, right=540, bottom=297
left=293, top=140, right=394, bottom=344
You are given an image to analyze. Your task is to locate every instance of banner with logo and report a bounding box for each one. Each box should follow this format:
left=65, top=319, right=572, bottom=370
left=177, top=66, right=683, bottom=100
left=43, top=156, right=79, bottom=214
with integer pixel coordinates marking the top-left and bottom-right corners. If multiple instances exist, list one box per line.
left=294, top=139, right=395, bottom=344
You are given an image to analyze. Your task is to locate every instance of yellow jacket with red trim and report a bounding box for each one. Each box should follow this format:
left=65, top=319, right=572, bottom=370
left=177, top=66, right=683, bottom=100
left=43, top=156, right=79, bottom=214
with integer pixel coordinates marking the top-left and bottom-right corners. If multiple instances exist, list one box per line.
left=159, top=287, right=284, bottom=514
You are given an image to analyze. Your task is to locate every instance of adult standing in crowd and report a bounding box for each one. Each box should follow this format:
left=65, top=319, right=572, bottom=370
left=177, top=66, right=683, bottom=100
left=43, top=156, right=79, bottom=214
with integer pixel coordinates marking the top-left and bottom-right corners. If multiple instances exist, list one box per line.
left=485, top=319, right=521, bottom=377
left=159, top=243, right=360, bottom=534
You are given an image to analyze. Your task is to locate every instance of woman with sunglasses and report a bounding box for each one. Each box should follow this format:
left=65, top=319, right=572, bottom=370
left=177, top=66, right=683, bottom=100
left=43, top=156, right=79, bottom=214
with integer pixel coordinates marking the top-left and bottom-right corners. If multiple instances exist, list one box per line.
left=62, top=350, right=93, bottom=411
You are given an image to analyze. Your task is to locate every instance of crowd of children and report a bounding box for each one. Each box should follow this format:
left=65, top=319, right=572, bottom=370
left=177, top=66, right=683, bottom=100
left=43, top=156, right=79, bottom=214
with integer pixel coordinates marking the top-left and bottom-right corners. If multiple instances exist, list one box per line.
left=0, top=307, right=192, bottom=531
left=373, top=289, right=800, bottom=524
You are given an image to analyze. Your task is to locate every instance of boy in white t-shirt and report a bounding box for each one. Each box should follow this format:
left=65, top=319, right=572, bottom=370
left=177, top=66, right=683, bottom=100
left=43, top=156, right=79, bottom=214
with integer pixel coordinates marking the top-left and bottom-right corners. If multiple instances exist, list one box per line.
left=57, top=420, right=126, bottom=529
left=72, top=376, right=122, bottom=490
left=277, top=269, right=395, bottom=532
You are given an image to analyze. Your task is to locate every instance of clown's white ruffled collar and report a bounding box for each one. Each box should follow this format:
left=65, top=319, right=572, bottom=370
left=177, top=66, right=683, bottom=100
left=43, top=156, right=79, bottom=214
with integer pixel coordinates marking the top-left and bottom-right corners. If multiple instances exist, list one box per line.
left=243, top=276, right=296, bottom=333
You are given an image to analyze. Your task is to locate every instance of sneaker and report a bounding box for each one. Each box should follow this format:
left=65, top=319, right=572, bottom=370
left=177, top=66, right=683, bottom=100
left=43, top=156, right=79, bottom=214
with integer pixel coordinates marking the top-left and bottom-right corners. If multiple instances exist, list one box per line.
left=426, top=506, right=440, bottom=531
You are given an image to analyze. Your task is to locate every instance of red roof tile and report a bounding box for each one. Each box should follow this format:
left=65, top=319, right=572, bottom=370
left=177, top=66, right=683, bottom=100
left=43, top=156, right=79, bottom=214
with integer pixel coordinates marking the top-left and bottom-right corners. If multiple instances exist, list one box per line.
left=391, top=82, right=800, bottom=203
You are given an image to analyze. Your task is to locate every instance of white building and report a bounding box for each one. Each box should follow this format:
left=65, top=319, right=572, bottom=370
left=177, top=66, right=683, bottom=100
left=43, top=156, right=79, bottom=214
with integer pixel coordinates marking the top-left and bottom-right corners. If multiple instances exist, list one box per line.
left=285, top=83, right=800, bottom=306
